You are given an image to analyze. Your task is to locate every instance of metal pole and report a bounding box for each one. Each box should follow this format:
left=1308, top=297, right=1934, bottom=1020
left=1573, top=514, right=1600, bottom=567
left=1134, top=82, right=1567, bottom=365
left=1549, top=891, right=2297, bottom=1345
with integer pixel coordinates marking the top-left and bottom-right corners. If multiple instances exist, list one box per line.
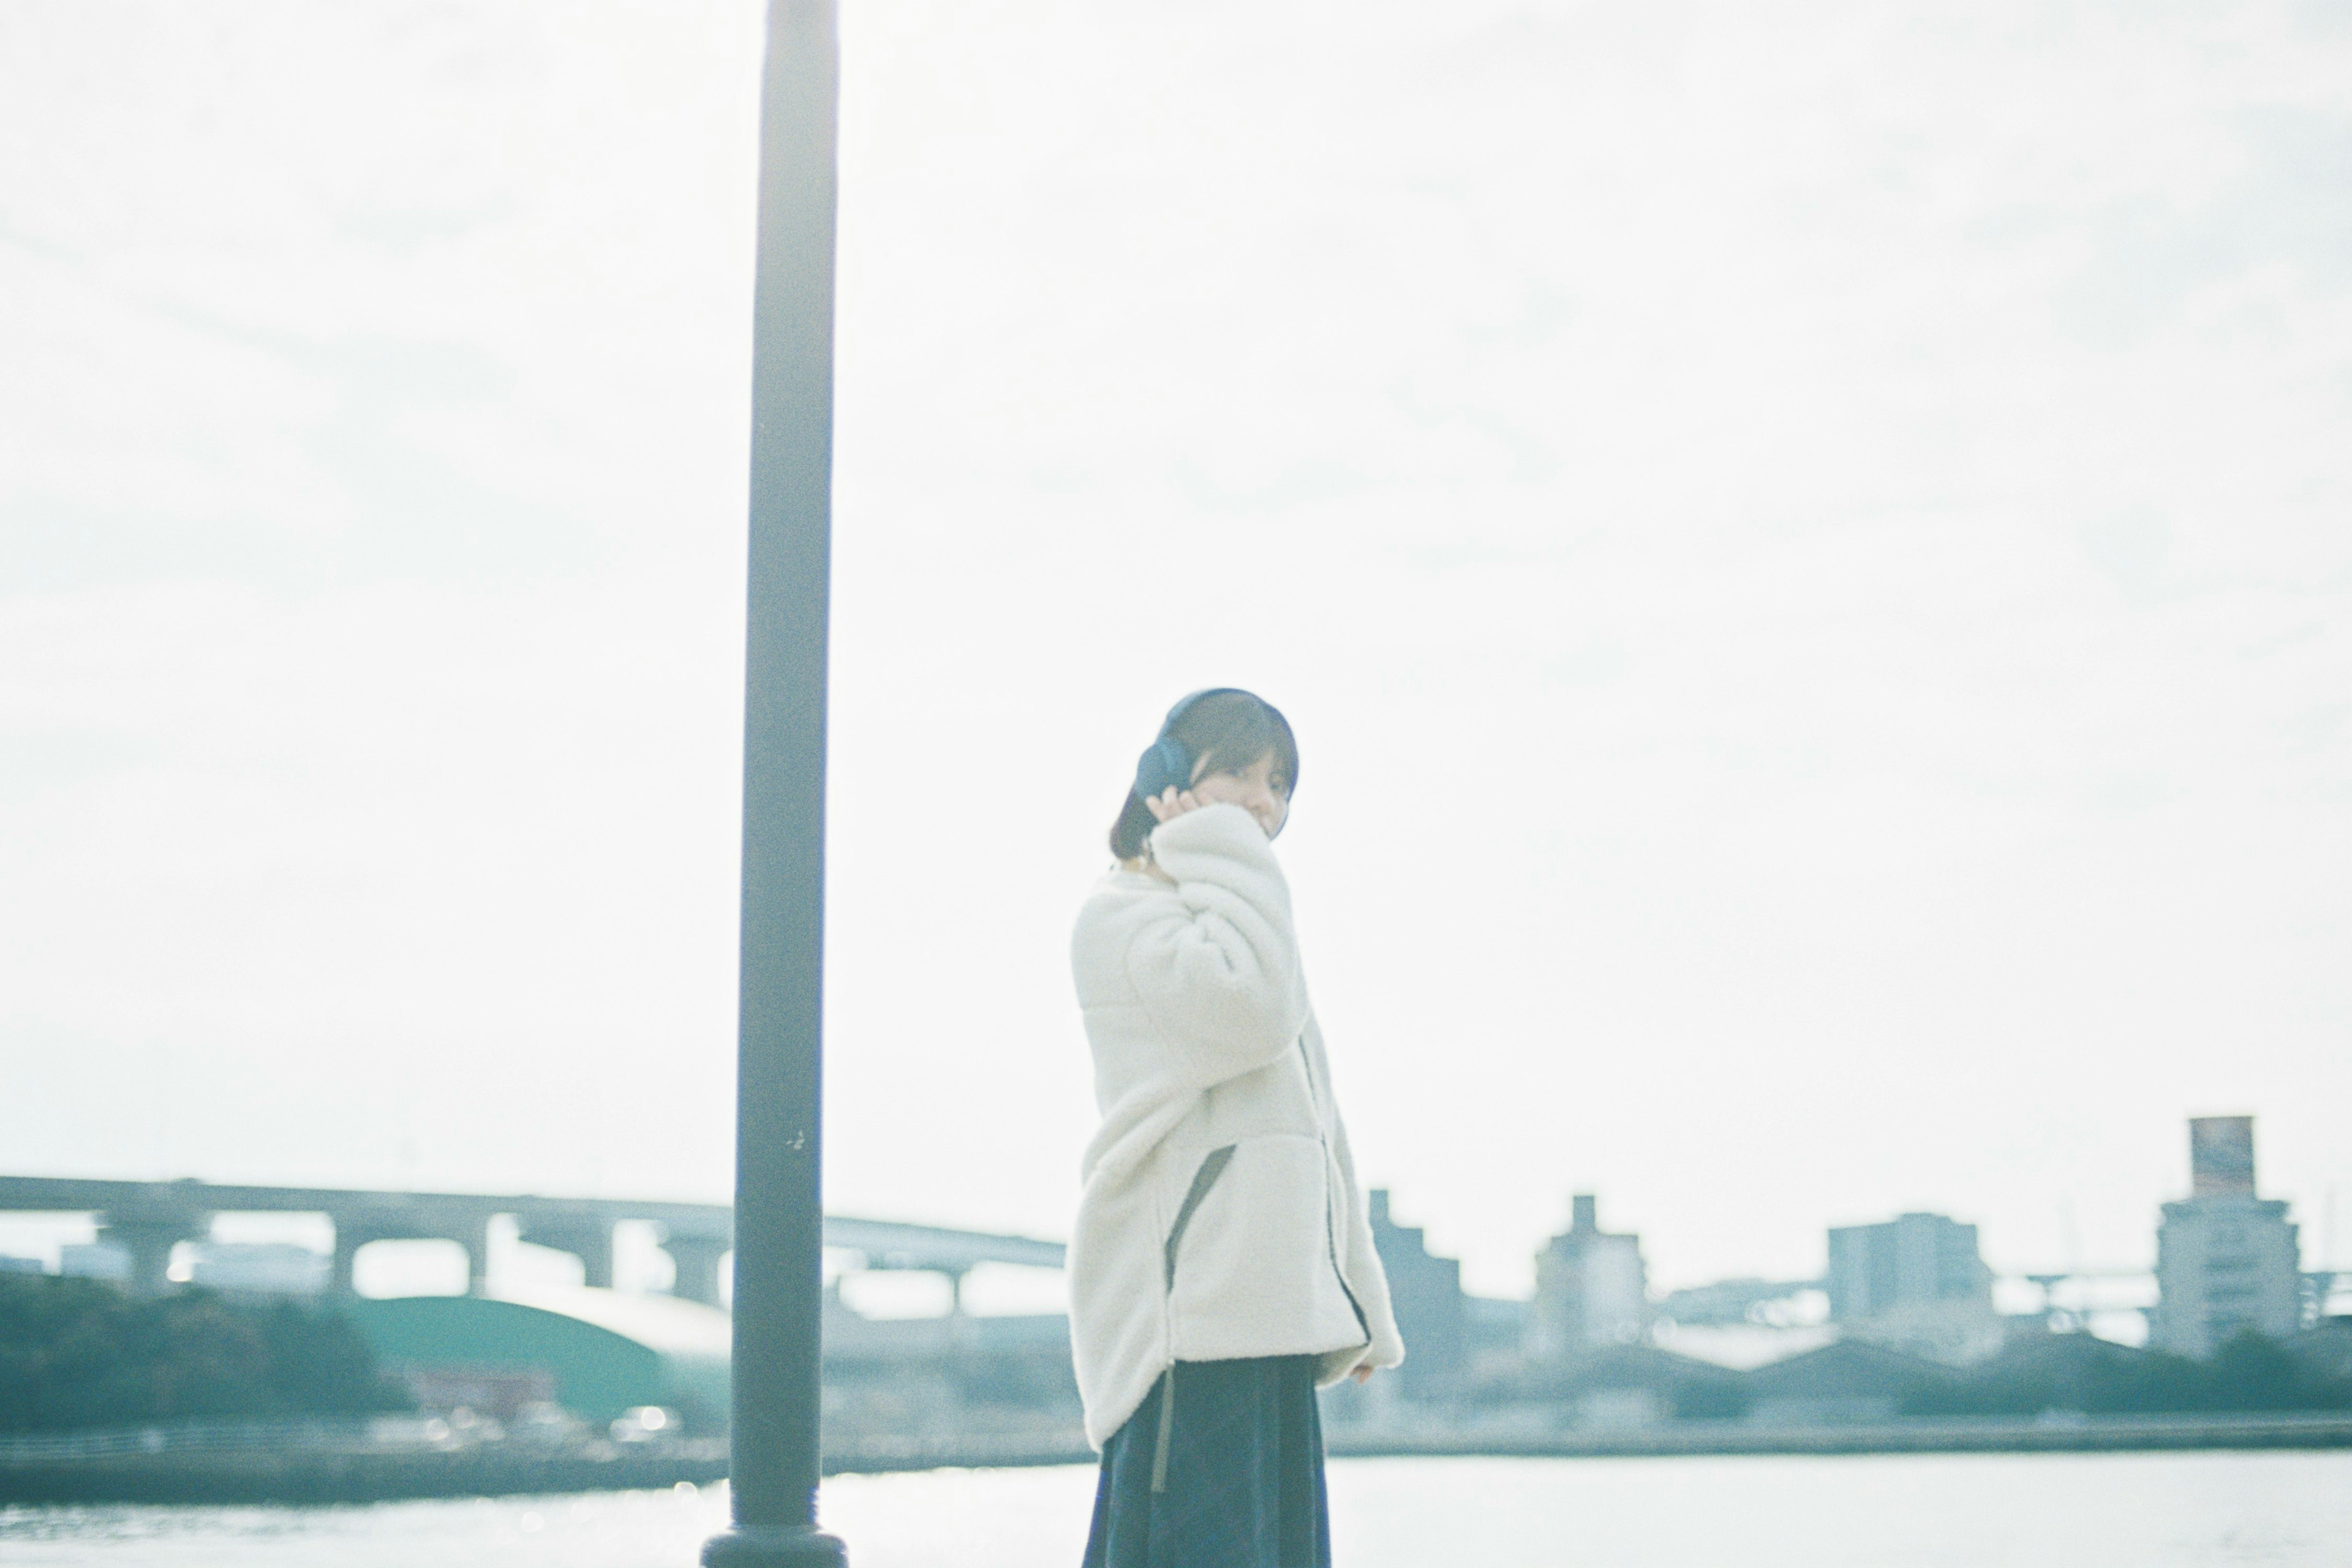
left=703, top=2, right=845, bottom=1564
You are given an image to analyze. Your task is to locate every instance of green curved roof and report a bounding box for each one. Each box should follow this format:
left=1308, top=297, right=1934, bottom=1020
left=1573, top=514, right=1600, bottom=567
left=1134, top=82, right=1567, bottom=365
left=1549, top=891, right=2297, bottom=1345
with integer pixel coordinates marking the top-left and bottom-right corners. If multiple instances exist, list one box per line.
left=347, top=1287, right=729, bottom=1425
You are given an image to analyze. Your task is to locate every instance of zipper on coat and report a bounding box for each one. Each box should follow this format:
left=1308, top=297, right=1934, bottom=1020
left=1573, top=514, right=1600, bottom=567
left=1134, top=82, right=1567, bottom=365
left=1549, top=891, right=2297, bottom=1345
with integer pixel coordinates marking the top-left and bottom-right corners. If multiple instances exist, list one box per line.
left=1152, top=1143, right=1235, bottom=1493
left=1296, top=1038, right=1372, bottom=1348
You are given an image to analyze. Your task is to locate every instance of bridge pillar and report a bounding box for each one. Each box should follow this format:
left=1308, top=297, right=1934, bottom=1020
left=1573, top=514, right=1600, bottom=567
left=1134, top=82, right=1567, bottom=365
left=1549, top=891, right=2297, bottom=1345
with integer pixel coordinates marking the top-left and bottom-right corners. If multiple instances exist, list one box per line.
left=97, top=1212, right=206, bottom=1298
left=328, top=1216, right=492, bottom=1297
left=520, top=1219, right=615, bottom=1289
left=330, top=1224, right=379, bottom=1298
left=664, top=1234, right=733, bottom=1308
left=455, top=1218, right=491, bottom=1296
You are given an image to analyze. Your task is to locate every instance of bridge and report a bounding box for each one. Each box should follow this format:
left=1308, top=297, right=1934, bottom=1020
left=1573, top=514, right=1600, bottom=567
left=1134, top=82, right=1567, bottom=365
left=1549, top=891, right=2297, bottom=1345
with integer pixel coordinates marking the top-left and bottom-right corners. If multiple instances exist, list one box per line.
left=0, top=1176, right=1065, bottom=1305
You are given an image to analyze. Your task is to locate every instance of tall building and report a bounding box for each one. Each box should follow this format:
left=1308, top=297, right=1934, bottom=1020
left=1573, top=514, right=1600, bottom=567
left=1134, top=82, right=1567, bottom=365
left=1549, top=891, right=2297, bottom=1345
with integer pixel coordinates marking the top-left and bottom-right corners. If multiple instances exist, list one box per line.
left=1826, top=1212, right=1998, bottom=1364
left=1826, top=1213, right=1990, bottom=1321
left=1366, top=1189, right=1466, bottom=1394
left=2152, top=1115, right=2303, bottom=1359
left=1526, top=1194, right=1648, bottom=1360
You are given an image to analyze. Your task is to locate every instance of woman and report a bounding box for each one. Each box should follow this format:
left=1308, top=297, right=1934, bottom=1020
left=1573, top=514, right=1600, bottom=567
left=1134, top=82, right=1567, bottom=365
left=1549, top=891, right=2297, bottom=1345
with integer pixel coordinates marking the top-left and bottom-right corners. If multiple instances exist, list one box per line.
left=1069, top=687, right=1404, bottom=1568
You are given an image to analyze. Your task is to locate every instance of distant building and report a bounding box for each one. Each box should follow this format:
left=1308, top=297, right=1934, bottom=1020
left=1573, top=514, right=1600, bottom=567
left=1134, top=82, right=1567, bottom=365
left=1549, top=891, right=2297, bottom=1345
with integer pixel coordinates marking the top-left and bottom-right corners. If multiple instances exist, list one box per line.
left=349, top=1287, right=732, bottom=1431
left=1463, top=1294, right=1529, bottom=1364
left=1366, top=1189, right=1466, bottom=1394
left=1527, top=1194, right=1648, bottom=1359
left=1827, top=1213, right=1989, bottom=1321
left=2292, top=1317, right=2352, bottom=1385
left=1826, top=1212, right=1999, bottom=1365
left=49, top=1239, right=332, bottom=1295
left=187, top=1242, right=330, bottom=1296
left=1658, top=1276, right=1821, bottom=1328
left=820, top=1285, right=1082, bottom=1439
left=58, top=1242, right=129, bottom=1283
left=1651, top=1320, right=1839, bottom=1373
left=1743, top=1338, right=1943, bottom=1426
left=2151, top=1115, right=2303, bottom=1358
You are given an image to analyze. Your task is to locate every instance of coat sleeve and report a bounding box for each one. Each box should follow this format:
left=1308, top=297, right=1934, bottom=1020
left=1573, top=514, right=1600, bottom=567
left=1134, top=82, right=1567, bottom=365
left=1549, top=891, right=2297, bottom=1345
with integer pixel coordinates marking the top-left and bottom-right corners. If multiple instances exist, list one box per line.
left=1121, top=803, right=1309, bottom=1090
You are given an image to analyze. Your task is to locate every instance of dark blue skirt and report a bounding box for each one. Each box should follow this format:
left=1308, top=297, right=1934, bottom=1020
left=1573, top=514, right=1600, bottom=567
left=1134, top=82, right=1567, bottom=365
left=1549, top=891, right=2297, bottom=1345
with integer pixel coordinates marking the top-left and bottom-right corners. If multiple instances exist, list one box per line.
left=1082, top=1354, right=1331, bottom=1568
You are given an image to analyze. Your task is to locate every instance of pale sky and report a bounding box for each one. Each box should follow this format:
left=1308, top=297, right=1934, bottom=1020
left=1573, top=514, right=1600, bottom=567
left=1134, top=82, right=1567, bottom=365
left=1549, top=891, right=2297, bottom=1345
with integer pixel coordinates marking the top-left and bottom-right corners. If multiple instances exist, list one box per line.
left=2, top=0, right=2348, bottom=1300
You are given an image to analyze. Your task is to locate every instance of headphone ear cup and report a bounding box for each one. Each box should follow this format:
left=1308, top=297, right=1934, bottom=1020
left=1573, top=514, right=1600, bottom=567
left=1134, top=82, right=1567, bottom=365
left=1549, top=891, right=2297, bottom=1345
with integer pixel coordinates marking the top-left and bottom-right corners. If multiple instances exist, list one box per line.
left=1133, top=736, right=1193, bottom=802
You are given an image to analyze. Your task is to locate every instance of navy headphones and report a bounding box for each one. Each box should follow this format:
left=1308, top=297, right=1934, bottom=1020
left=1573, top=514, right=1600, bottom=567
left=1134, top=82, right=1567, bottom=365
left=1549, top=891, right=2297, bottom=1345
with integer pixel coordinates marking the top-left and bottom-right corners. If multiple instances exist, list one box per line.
left=1132, top=688, right=1250, bottom=803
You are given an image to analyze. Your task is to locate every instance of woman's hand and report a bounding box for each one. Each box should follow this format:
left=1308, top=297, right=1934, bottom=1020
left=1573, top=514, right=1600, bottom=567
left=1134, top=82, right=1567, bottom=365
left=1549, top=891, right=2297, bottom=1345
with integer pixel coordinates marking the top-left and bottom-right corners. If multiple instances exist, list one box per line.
left=1351, top=1365, right=1374, bottom=1385
left=1142, top=786, right=1206, bottom=824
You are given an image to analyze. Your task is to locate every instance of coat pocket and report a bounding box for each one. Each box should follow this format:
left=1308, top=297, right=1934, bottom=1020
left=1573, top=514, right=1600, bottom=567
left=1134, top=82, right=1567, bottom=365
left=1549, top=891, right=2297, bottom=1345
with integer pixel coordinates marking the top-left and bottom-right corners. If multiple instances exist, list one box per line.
left=1165, top=1133, right=1366, bottom=1361
left=1164, top=1144, right=1237, bottom=1289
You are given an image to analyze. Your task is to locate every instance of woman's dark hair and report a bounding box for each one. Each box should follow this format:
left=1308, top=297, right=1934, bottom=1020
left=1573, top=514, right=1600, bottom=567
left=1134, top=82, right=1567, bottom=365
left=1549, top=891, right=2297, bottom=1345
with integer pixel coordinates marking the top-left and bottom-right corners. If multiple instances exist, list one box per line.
left=1108, top=689, right=1299, bottom=861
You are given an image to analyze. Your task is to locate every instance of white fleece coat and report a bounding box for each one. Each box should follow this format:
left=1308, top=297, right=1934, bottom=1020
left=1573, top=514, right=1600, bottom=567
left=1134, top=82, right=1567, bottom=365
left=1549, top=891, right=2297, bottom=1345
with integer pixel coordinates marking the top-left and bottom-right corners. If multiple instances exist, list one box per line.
left=1066, top=802, right=1406, bottom=1449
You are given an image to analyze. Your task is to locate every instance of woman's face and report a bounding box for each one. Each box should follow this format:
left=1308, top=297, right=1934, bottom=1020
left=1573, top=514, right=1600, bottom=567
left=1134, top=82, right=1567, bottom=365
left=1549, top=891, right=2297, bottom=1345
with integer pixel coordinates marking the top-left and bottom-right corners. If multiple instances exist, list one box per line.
left=1189, top=750, right=1292, bottom=839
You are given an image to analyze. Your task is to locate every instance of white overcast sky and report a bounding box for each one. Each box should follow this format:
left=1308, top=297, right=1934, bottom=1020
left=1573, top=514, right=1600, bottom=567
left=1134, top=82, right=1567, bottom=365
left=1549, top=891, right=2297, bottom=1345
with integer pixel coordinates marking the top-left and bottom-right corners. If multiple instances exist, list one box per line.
left=2, top=0, right=2348, bottom=1299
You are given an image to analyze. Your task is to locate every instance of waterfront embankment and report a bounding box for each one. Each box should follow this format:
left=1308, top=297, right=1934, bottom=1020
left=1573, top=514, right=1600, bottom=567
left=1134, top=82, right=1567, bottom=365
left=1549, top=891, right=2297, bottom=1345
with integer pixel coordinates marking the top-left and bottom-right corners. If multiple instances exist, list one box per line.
left=0, top=1424, right=728, bottom=1506
left=7, top=1412, right=2351, bottom=1504
left=1325, top=1409, right=2352, bottom=1460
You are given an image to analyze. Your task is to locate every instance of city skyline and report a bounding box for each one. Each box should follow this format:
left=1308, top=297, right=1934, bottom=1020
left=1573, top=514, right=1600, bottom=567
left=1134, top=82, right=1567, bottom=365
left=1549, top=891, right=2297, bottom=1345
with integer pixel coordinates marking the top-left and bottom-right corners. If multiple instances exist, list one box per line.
left=5, top=1109, right=2341, bottom=1323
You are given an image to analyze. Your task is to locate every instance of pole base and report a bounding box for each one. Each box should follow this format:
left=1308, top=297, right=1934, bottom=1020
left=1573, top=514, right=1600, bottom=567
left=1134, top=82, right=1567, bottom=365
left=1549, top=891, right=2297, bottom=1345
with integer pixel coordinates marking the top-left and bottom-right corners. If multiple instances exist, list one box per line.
left=701, top=1525, right=848, bottom=1567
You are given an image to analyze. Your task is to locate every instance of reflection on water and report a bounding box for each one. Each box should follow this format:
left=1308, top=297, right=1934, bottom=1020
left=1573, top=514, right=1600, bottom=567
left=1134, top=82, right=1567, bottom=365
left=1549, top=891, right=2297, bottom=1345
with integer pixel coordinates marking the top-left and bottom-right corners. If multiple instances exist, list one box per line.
left=5, top=1452, right=2351, bottom=1568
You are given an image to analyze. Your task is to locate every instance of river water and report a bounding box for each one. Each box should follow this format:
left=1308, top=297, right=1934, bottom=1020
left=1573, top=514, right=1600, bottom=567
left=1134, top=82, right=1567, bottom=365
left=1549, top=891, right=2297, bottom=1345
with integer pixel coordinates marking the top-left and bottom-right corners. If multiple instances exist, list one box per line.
left=6, top=1452, right=2350, bottom=1567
